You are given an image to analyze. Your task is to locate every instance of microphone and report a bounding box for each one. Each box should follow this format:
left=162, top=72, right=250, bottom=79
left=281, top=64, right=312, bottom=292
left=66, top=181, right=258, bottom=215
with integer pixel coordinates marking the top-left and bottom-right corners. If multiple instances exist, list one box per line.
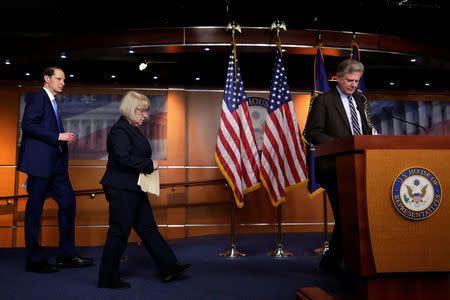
left=382, top=107, right=428, bottom=136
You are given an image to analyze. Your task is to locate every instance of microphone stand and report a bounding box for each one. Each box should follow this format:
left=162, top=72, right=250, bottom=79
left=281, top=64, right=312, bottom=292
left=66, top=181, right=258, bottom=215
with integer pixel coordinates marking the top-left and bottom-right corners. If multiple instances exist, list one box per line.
left=390, top=115, right=429, bottom=136
left=383, top=107, right=429, bottom=136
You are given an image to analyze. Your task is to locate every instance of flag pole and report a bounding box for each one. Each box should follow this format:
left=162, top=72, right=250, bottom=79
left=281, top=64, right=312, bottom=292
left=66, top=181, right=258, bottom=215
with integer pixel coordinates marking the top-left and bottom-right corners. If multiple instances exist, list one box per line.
left=266, top=205, right=293, bottom=257
left=219, top=183, right=246, bottom=257
left=310, top=191, right=329, bottom=255
left=219, top=21, right=246, bottom=258
left=310, top=34, right=329, bottom=256
left=266, top=20, right=293, bottom=258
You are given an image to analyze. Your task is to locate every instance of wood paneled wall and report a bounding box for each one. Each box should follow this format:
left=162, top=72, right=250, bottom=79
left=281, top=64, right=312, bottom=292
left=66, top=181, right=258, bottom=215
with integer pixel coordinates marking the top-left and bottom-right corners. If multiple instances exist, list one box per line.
left=0, top=83, right=335, bottom=248
left=2, top=83, right=448, bottom=248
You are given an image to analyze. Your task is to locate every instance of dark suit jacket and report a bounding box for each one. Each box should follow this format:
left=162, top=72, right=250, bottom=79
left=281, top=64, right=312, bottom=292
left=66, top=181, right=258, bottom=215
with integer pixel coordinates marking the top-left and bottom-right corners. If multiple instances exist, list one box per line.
left=100, top=116, right=155, bottom=191
left=304, top=87, right=371, bottom=145
left=17, top=89, right=68, bottom=178
left=304, top=87, right=371, bottom=182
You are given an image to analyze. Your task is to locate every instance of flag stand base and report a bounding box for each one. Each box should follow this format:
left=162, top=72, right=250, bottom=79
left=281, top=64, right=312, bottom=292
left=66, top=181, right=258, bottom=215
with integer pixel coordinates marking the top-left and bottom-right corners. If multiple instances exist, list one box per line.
left=219, top=244, right=247, bottom=257
left=316, top=241, right=329, bottom=254
left=305, top=241, right=329, bottom=256
left=266, top=243, right=293, bottom=257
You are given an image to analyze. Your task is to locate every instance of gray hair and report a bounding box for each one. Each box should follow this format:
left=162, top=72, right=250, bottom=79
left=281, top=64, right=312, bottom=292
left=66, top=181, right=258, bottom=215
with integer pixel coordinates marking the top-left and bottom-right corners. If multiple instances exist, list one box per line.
left=336, top=59, right=364, bottom=77
left=118, top=91, right=150, bottom=122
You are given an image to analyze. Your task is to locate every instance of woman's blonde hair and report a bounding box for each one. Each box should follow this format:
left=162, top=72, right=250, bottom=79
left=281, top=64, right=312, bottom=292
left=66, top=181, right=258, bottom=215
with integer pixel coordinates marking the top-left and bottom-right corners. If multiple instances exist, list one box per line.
left=118, top=91, right=150, bottom=122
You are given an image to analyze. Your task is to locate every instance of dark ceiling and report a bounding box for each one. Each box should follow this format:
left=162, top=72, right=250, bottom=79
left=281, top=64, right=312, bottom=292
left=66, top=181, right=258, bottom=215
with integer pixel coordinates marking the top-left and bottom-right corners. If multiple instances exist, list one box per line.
left=0, top=0, right=449, bottom=90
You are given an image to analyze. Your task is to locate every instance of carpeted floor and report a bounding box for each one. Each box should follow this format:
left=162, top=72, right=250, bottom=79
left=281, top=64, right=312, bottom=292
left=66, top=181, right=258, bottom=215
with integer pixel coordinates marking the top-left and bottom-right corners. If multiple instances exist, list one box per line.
left=0, top=233, right=359, bottom=300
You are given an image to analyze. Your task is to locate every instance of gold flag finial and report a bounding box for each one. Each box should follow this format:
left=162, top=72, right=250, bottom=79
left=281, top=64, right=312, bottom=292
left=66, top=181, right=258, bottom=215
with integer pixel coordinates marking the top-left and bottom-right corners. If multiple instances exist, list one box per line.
left=226, top=21, right=241, bottom=38
left=271, top=20, right=286, bottom=51
left=270, top=20, right=286, bottom=37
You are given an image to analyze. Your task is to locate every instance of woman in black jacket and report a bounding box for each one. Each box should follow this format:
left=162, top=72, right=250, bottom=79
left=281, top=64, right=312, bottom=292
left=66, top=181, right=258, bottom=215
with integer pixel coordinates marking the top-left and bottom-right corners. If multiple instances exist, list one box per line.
left=98, top=91, right=190, bottom=289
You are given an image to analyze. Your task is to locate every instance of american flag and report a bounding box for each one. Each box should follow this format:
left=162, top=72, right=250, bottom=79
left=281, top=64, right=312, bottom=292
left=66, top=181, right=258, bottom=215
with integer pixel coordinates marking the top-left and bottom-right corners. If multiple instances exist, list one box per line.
left=260, top=47, right=308, bottom=207
left=215, top=49, right=261, bottom=208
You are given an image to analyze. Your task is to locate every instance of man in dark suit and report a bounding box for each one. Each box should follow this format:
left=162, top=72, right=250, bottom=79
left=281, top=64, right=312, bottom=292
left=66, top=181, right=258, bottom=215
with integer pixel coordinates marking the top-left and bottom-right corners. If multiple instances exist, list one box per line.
left=17, top=66, right=93, bottom=273
left=304, top=59, right=372, bottom=272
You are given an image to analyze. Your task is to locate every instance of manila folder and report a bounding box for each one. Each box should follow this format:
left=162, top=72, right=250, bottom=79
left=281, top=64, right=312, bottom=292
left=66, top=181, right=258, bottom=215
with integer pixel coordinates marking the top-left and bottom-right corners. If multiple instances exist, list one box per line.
left=138, top=170, right=160, bottom=196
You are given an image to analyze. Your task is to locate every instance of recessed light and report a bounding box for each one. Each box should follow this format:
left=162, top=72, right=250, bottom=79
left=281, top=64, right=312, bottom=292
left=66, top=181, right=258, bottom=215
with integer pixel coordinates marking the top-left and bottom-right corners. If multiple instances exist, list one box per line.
left=69, top=74, right=75, bottom=78
left=128, top=48, right=135, bottom=54
left=153, top=76, right=158, bottom=80
left=25, top=72, right=31, bottom=76
left=424, top=82, right=430, bottom=87
left=389, top=81, right=395, bottom=86
left=410, top=58, right=416, bottom=62
left=204, top=47, right=210, bottom=52
left=195, top=77, right=200, bottom=81
left=111, top=74, right=116, bottom=79
left=5, top=59, right=11, bottom=65
left=60, top=52, right=67, bottom=59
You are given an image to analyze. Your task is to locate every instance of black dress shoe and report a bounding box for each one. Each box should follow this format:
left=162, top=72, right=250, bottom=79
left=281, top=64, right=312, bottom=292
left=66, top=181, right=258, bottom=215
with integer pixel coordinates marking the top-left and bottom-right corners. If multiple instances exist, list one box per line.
left=97, top=280, right=131, bottom=290
left=56, top=255, right=94, bottom=268
left=161, top=263, right=191, bottom=283
left=25, top=259, right=58, bottom=273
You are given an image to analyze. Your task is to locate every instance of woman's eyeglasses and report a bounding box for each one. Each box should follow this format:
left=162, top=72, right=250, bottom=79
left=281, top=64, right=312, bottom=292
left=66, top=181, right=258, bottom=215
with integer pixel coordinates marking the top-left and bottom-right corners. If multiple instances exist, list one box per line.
left=136, top=108, right=149, bottom=114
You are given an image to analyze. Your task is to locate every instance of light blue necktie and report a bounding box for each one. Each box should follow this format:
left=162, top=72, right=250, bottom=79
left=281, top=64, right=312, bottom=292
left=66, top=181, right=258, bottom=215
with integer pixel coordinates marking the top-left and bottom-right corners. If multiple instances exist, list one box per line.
left=51, top=98, right=63, bottom=133
left=52, top=99, right=63, bottom=152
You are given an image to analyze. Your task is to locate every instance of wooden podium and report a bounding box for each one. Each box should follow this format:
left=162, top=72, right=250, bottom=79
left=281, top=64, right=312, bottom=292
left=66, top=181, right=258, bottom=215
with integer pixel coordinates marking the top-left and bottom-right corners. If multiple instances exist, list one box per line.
left=298, top=135, right=450, bottom=300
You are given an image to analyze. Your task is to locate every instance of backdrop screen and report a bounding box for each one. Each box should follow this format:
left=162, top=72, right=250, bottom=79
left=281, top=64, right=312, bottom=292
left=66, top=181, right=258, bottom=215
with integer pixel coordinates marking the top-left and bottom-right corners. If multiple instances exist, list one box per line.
left=19, top=92, right=168, bottom=160
left=368, top=100, right=449, bottom=136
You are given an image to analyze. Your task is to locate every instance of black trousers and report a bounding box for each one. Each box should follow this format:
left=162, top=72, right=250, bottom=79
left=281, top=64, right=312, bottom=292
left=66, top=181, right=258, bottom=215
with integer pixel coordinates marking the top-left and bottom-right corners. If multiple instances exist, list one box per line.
left=316, top=157, right=344, bottom=264
left=320, top=179, right=343, bottom=263
left=98, top=186, right=177, bottom=284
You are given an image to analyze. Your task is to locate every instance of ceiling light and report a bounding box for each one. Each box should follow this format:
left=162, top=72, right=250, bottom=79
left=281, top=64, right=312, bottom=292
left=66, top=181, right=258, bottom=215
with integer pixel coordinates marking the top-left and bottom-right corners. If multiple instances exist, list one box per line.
left=60, top=52, right=67, bottom=59
left=389, top=81, right=395, bottom=86
left=139, top=60, right=150, bottom=71
left=153, top=76, right=158, bottom=80
left=204, top=47, right=210, bottom=52
left=5, top=59, right=11, bottom=65
left=410, top=58, right=416, bottom=62
left=128, top=48, right=135, bottom=54
left=25, top=72, right=31, bottom=76
left=424, top=82, right=430, bottom=87
left=195, top=77, right=200, bottom=81
left=69, top=74, right=75, bottom=78
left=110, top=74, right=116, bottom=79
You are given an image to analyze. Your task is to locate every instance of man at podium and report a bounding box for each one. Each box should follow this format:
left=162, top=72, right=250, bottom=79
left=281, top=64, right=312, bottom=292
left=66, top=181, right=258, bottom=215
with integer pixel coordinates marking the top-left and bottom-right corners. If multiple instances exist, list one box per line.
left=304, top=59, right=372, bottom=272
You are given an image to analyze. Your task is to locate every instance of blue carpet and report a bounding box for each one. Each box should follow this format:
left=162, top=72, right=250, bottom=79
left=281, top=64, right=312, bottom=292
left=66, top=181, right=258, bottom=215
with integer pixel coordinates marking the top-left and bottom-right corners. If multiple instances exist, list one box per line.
left=0, top=233, right=358, bottom=299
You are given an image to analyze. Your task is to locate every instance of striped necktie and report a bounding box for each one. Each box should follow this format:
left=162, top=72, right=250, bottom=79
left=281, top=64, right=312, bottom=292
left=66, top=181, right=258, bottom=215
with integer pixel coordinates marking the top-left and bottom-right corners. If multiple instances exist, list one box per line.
left=348, top=95, right=361, bottom=135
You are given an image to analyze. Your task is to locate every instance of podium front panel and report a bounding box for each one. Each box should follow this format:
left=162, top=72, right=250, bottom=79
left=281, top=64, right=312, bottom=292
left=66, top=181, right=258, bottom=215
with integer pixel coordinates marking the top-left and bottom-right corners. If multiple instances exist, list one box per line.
left=365, top=149, right=450, bottom=273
